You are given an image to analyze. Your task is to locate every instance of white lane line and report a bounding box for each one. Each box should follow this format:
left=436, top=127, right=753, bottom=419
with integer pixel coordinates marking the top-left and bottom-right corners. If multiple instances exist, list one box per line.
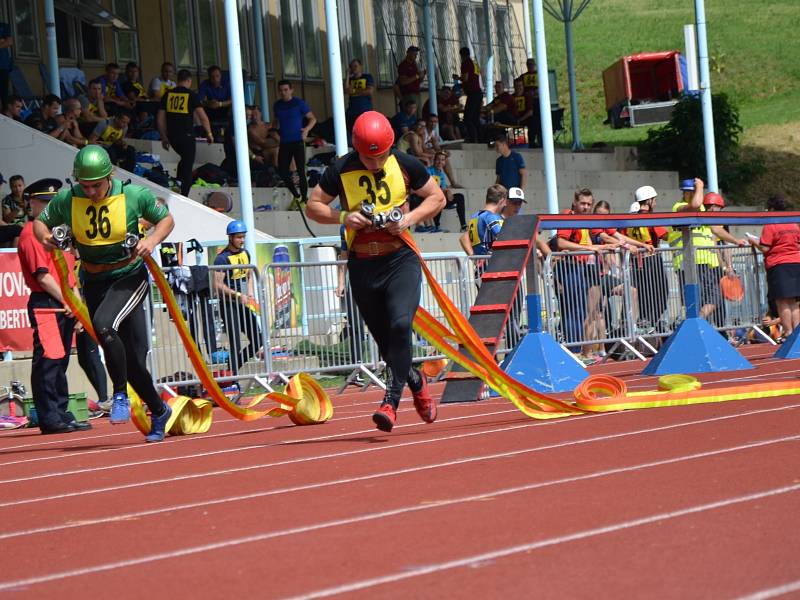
left=281, top=483, right=800, bottom=600
left=737, top=580, right=800, bottom=600
left=0, top=403, right=796, bottom=510
left=0, top=408, right=523, bottom=483
left=1, top=430, right=796, bottom=543
left=0, top=440, right=798, bottom=592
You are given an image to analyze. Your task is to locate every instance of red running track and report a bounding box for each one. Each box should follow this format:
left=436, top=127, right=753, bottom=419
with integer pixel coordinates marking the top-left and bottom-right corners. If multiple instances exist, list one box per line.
left=1, top=345, right=799, bottom=599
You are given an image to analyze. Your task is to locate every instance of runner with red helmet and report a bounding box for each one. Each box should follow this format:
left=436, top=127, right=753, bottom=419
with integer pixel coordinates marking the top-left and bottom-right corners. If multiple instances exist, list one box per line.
left=306, top=111, right=445, bottom=432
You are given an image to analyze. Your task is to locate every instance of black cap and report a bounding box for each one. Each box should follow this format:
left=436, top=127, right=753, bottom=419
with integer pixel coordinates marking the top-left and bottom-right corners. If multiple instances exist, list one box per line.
left=24, top=178, right=62, bottom=202
left=407, top=45, right=420, bottom=53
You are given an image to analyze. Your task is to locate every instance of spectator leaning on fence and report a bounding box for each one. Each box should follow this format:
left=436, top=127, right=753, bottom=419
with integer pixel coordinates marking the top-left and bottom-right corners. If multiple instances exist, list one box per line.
left=750, top=194, right=800, bottom=340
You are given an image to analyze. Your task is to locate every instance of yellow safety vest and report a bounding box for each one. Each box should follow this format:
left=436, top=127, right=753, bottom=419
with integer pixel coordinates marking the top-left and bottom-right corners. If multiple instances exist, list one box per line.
left=667, top=201, right=719, bottom=268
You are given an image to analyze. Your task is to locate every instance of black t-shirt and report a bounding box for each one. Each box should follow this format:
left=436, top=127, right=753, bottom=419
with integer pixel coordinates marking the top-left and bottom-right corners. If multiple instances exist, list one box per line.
left=160, top=85, right=201, bottom=138
left=318, top=149, right=430, bottom=211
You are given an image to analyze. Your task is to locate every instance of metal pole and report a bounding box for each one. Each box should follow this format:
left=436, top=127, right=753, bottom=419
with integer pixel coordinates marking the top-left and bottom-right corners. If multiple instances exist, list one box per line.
left=694, top=0, right=718, bottom=192
left=43, top=0, right=60, bottom=97
left=564, top=13, right=583, bottom=150
left=323, top=0, right=348, bottom=156
left=532, top=0, right=558, bottom=214
left=482, top=0, right=494, bottom=103
left=522, top=0, right=533, bottom=58
left=423, top=0, right=438, bottom=129
left=253, top=0, right=270, bottom=120
left=223, top=0, right=256, bottom=262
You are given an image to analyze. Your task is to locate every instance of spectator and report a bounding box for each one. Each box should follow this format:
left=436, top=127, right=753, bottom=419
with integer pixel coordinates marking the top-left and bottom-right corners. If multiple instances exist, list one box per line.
left=494, top=133, right=527, bottom=190
left=0, top=173, right=23, bottom=248
left=344, top=58, right=374, bottom=129
left=516, top=58, right=542, bottom=146
left=246, top=105, right=279, bottom=168
left=121, top=62, right=148, bottom=100
left=79, top=81, right=108, bottom=137
left=89, top=111, right=136, bottom=172
left=403, top=120, right=434, bottom=166
left=423, top=86, right=460, bottom=140
left=397, top=46, right=425, bottom=114
left=751, top=195, right=800, bottom=339
left=25, top=94, right=62, bottom=137
left=93, top=62, right=133, bottom=113
left=273, top=79, right=316, bottom=207
left=484, top=81, right=516, bottom=124
left=422, top=116, right=460, bottom=187
left=59, top=98, right=88, bottom=148
left=199, top=65, right=232, bottom=133
left=2, top=94, right=23, bottom=121
left=455, top=47, right=483, bottom=143
left=624, top=186, right=670, bottom=330
left=554, top=189, right=608, bottom=350
left=0, top=21, right=11, bottom=110
left=460, top=184, right=508, bottom=285
left=391, top=98, right=418, bottom=140
left=429, top=151, right=466, bottom=232
left=148, top=62, right=176, bottom=101
left=157, top=69, right=214, bottom=196
left=511, top=76, right=538, bottom=148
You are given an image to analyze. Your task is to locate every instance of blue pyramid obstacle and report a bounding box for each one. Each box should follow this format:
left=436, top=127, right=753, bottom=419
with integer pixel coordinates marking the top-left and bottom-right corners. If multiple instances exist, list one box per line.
left=774, top=327, right=800, bottom=359
left=491, top=331, right=588, bottom=394
left=642, top=317, right=752, bottom=375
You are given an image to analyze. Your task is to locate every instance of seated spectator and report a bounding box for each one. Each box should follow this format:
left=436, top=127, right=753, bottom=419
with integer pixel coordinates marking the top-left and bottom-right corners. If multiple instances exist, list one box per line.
left=148, top=61, right=176, bottom=101
left=246, top=105, right=279, bottom=168
left=79, top=80, right=108, bottom=137
left=58, top=98, right=87, bottom=147
left=0, top=174, right=23, bottom=248
left=89, top=111, right=136, bottom=172
left=429, top=151, right=466, bottom=232
left=2, top=94, right=23, bottom=121
left=391, top=98, right=417, bottom=140
left=121, top=62, right=148, bottom=100
left=483, top=81, right=516, bottom=124
left=25, top=93, right=61, bottom=135
left=396, top=120, right=431, bottom=166
left=199, top=65, right=232, bottom=134
left=93, top=62, right=133, bottom=113
left=423, top=86, right=461, bottom=140
left=494, top=133, right=527, bottom=190
left=422, top=115, right=460, bottom=187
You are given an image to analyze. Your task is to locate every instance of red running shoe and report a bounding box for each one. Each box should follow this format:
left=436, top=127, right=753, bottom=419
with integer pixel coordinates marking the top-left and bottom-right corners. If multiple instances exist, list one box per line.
left=372, top=402, right=396, bottom=432
left=412, top=375, right=437, bottom=423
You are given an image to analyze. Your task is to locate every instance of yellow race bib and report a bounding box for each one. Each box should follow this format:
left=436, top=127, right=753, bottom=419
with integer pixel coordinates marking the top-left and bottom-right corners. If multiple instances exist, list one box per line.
left=522, top=73, right=537, bottom=88
left=351, top=77, right=366, bottom=93
left=514, top=96, right=526, bottom=112
left=100, top=124, right=124, bottom=143
left=72, top=193, right=127, bottom=246
left=227, top=251, right=250, bottom=282
left=166, top=92, right=189, bottom=114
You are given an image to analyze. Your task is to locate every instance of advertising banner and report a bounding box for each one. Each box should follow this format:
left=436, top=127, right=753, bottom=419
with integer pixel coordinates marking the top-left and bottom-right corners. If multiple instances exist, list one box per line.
left=0, top=252, right=33, bottom=352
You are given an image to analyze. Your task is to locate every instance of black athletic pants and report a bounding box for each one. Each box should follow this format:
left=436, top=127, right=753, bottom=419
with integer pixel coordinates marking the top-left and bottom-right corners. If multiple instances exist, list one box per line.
left=463, top=91, right=484, bottom=143
left=76, top=330, right=108, bottom=404
left=27, top=292, right=76, bottom=430
left=220, top=300, right=261, bottom=375
left=347, top=246, right=423, bottom=408
left=170, top=133, right=196, bottom=196
left=82, top=265, right=165, bottom=415
left=278, top=141, right=308, bottom=201
left=434, top=193, right=467, bottom=230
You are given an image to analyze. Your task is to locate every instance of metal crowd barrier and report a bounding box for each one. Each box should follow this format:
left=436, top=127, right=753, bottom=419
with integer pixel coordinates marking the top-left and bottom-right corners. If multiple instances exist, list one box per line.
left=144, top=243, right=770, bottom=393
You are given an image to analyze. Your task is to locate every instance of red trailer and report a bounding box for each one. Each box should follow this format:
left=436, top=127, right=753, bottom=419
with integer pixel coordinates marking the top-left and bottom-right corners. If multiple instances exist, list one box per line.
left=602, top=51, right=687, bottom=128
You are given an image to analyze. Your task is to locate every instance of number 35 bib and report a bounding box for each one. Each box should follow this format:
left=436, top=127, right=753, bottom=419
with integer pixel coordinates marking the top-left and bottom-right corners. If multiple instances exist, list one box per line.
left=340, top=155, right=407, bottom=214
left=72, top=193, right=127, bottom=246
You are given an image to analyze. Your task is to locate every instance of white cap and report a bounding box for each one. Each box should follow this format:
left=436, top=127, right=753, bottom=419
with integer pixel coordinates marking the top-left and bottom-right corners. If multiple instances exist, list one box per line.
left=634, top=185, right=657, bottom=203
left=629, top=201, right=641, bottom=213
left=508, top=187, right=527, bottom=203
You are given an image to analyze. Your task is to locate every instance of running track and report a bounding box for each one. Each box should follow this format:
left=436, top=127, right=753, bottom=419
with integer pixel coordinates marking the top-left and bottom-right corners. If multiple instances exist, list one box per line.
left=1, top=345, right=799, bottom=599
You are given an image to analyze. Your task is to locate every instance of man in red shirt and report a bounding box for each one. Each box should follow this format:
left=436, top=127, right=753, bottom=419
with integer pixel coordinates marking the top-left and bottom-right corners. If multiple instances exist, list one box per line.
left=17, top=179, right=90, bottom=434
left=456, top=47, right=483, bottom=143
left=397, top=46, right=425, bottom=116
left=517, top=58, right=542, bottom=147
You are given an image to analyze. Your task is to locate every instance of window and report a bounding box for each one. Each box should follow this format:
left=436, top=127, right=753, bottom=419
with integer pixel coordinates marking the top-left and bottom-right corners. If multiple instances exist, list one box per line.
left=237, top=0, right=274, bottom=77
left=12, top=0, right=39, bottom=58
left=279, top=0, right=322, bottom=79
left=171, top=0, right=219, bottom=70
left=494, top=7, right=513, bottom=86
left=338, top=0, right=367, bottom=74
left=112, top=0, right=138, bottom=64
left=54, top=8, right=104, bottom=64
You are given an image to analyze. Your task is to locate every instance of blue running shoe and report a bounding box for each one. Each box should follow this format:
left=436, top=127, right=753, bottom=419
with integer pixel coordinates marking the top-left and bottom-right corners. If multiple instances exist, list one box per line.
left=145, top=404, right=172, bottom=443
left=109, top=392, right=130, bottom=424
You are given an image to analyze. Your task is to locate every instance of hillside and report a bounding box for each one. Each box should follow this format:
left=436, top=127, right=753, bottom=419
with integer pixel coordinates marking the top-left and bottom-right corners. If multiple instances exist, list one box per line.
left=540, top=0, right=800, bottom=204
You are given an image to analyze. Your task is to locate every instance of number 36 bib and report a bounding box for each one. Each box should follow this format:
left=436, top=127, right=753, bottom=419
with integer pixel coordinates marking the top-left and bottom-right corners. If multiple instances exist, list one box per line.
left=71, top=193, right=127, bottom=246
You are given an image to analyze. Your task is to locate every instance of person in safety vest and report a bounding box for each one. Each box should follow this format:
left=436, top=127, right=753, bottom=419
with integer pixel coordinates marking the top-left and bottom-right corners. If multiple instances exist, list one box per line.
left=213, top=220, right=262, bottom=376
left=306, top=111, right=445, bottom=433
left=33, top=145, right=175, bottom=442
left=668, top=178, right=746, bottom=324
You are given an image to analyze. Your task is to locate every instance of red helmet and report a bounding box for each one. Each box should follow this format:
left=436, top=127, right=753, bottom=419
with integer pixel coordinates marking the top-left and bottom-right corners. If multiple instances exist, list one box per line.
left=352, top=111, right=394, bottom=157
left=703, top=192, right=725, bottom=208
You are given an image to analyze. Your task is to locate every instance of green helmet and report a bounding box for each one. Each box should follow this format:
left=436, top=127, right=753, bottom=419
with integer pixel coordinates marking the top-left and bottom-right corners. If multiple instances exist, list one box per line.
left=73, top=145, right=113, bottom=181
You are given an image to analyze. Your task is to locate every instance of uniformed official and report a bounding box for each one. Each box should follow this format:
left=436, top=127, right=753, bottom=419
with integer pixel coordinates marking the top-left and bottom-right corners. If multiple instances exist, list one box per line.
left=306, top=111, right=445, bottom=432
left=34, top=145, right=176, bottom=442
left=17, top=178, right=90, bottom=434
left=156, top=69, right=213, bottom=196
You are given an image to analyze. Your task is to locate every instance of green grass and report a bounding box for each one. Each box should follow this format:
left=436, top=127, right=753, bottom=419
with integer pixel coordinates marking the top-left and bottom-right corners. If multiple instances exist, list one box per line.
left=539, top=0, right=800, bottom=146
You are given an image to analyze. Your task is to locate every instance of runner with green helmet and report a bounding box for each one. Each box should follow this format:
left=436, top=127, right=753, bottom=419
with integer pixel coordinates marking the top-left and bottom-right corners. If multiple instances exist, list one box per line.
left=33, top=145, right=176, bottom=442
